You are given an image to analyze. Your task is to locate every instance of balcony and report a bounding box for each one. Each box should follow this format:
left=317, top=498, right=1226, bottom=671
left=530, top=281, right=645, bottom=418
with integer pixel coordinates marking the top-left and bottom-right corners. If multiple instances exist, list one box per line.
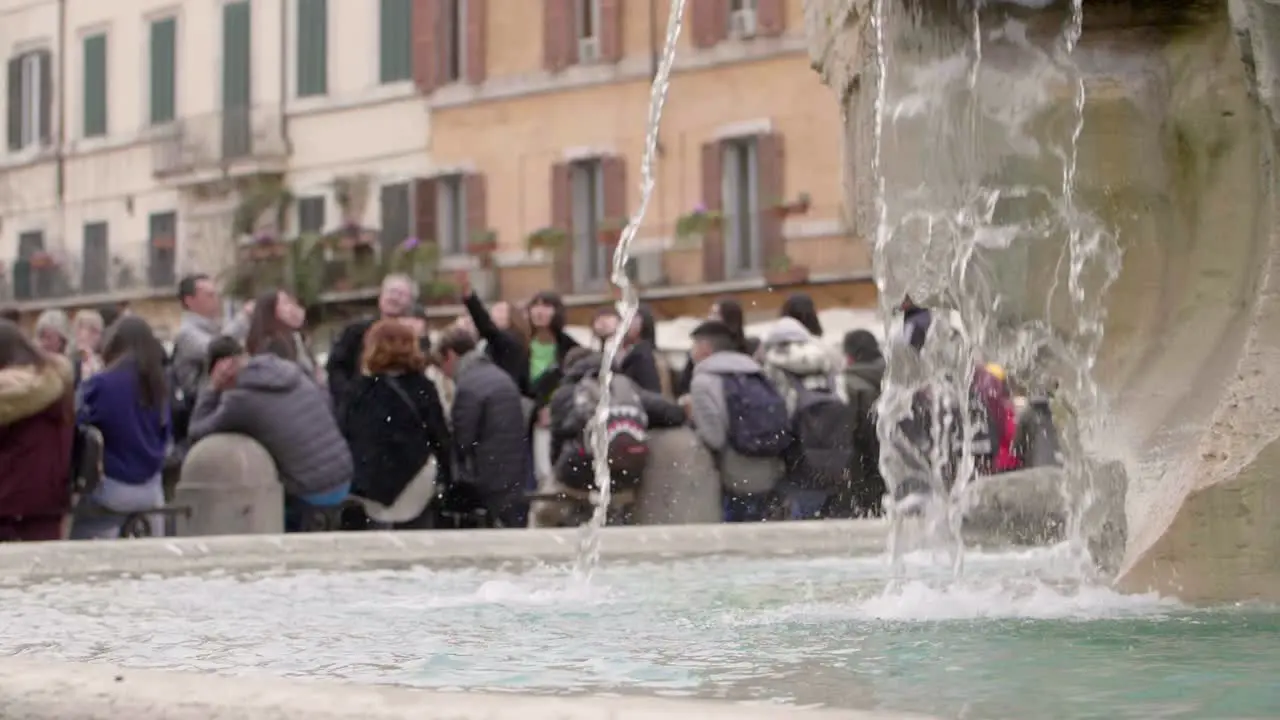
left=151, top=108, right=287, bottom=184
left=2, top=241, right=175, bottom=311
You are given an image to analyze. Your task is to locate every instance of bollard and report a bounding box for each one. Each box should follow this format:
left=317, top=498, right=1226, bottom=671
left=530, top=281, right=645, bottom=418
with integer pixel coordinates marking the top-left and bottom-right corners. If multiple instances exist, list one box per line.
left=174, top=434, right=284, bottom=536
left=634, top=427, right=722, bottom=525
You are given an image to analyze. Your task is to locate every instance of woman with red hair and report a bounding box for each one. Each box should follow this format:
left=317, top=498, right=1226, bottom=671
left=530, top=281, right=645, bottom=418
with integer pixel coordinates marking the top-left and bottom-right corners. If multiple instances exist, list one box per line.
left=339, top=319, right=452, bottom=528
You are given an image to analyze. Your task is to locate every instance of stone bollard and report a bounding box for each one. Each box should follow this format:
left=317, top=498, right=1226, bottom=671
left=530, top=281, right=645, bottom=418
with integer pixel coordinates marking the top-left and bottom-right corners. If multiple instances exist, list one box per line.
left=634, top=427, right=722, bottom=525
left=174, top=434, right=284, bottom=536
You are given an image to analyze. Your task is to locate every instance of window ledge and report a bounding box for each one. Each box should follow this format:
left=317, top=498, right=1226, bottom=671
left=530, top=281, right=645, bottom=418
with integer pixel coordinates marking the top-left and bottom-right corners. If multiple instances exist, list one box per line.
left=431, top=33, right=808, bottom=110
left=286, top=81, right=421, bottom=118
left=0, top=145, right=57, bottom=170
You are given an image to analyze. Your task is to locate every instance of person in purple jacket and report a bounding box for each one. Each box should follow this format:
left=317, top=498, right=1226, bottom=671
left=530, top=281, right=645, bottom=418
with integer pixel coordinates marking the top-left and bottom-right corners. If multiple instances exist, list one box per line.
left=70, top=316, right=171, bottom=539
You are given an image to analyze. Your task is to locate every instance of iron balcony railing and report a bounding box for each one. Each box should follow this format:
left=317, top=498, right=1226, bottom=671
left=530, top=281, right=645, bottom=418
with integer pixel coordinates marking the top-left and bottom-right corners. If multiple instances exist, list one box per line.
left=151, top=107, right=287, bottom=177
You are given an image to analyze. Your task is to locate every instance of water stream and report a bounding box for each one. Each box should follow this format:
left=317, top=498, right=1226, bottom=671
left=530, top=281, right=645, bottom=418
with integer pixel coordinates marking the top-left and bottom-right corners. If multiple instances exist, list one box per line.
left=575, top=0, right=689, bottom=581
left=869, top=0, right=1122, bottom=574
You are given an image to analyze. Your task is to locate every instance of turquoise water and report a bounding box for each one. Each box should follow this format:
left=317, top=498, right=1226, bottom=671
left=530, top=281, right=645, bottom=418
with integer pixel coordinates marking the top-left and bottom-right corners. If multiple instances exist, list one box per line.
left=0, top=546, right=1275, bottom=719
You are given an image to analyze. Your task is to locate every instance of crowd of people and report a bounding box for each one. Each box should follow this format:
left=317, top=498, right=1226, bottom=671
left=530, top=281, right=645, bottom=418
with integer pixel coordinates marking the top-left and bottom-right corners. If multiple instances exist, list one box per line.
left=0, top=270, right=1053, bottom=542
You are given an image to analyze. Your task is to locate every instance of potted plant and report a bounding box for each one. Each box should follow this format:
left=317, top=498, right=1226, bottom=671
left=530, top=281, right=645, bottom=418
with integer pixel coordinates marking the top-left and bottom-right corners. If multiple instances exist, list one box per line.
left=597, top=218, right=627, bottom=245
left=771, top=192, right=812, bottom=218
left=467, top=229, right=498, bottom=256
left=675, top=205, right=721, bottom=244
left=152, top=234, right=176, bottom=250
left=764, top=256, right=809, bottom=286
left=29, top=251, right=55, bottom=269
left=526, top=227, right=567, bottom=253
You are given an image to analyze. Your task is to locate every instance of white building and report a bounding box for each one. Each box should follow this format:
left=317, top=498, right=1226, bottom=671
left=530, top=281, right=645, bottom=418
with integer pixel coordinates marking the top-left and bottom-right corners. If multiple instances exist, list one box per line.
left=0, top=0, right=432, bottom=311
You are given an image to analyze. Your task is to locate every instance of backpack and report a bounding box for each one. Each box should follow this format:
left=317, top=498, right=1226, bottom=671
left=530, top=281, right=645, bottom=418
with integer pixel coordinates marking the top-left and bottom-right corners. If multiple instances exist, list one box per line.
left=559, top=375, right=650, bottom=492
left=722, top=372, right=790, bottom=457
left=785, top=384, right=858, bottom=491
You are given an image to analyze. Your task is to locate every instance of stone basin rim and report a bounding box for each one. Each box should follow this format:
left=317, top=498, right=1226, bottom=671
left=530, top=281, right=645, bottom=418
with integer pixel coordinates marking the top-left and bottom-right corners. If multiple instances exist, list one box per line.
left=0, top=520, right=892, bottom=581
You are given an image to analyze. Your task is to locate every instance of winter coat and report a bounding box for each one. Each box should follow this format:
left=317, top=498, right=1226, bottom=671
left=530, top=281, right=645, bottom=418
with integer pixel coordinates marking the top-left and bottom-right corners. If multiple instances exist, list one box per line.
left=759, top=318, right=840, bottom=416
left=188, top=355, right=352, bottom=498
left=689, top=351, right=781, bottom=494
left=617, top=340, right=664, bottom=396
left=171, top=312, right=222, bottom=400
left=0, top=356, right=74, bottom=524
left=341, top=372, right=453, bottom=507
left=78, top=361, right=170, bottom=484
left=450, top=350, right=529, bottom=499
left=463, top=292, right=530, bottom=395
left=548, top=353, right=686, bottom=464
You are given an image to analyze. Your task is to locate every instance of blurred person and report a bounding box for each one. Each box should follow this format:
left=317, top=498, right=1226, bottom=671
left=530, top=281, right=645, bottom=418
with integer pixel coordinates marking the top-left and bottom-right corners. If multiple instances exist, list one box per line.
left=70, top=317, right=171, bottom=539
left=840, top=329, right=886, bottom=516
left=326, top=274, right=416, bottom=414
left=245, top=289, right=319, bottom=381
left=687, top=320, right=788, bottom=522
left=590, top=307, right=620, bottom=351
left=171, top=274, right=224, bottom=401
left=458, top=275, right=529, bottom=394
left=188, top=337, right=352, bottom=530
left=0, top=320, right=75, bottom=541
left=341, top=320, right=452, bottom=529
left=779, top=293, right=824, bottom=338
left=0, top=308, right=20, bottom=324
left=33, top=309, right=69, bottom=355
left=69, top=310, right=105, bottom=387
left=615, top=306, right=664, bottom=395
left=675, top=298, right=756, bottom=397
left=526, top=290, right=582, bottom=416
left=900, top=295, right=934, bottom=352
left=96, top=304, right=122, bottom=330
left=438, top=329, right=530, bottom=527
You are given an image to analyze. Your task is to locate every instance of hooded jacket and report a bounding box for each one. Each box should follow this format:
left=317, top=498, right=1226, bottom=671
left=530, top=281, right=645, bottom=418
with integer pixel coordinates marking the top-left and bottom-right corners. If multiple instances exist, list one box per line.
left=0, top=356, right=74, bottom=520
left=188, top=355, right=352, bottom=498
left=171, top=312, right=222, bottom=400
left=689, top=351, right=781, bottom=494
left=450, top=350, right=529, bottom=499
left=759, top=317, right=841, bottom=416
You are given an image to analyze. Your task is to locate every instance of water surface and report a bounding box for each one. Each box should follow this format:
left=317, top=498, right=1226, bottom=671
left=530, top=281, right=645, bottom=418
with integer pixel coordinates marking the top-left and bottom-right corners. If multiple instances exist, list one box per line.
left=0, top=546, right=1275, bottom=719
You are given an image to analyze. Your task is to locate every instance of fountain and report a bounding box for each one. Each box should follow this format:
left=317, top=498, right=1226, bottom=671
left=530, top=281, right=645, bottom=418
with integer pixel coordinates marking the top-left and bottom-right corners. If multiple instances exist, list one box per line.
left=2, top=1, right=1280, bottom=718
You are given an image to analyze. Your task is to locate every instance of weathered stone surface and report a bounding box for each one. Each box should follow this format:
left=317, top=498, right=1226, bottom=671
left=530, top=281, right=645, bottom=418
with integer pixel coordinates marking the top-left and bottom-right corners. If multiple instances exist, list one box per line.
left=634, top=427, right=723, bottom=524
left=175, top=434, right=284, bottom=536
left=805, top=0, right=1280, bottom=601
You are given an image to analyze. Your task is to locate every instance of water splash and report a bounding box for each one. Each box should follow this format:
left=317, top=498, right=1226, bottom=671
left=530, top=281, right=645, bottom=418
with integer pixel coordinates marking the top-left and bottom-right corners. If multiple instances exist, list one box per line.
left=868, top=0, right=1121, bottom=575
left=573, top=0, right=688, bottom=583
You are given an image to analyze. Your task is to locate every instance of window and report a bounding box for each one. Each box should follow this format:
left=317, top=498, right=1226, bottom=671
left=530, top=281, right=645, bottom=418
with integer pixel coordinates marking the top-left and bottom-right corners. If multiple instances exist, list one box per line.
left=82, top=33, right=108, bottom=138
left=81, top=222, right=109, bottom=293
left=728, top=0, right=759, bottom=37
left=149, top=17, right=177, bottom=125
left=14, top=230, right=45, bottom=300
left=221, top=1, right=252, bottom=159
left=296, top=0, right=327, bottom=97
left=570, top=159, right=607, bottom=288
left=575, top=0, right=599, bottom=63
left=379, top=182, right=411, bottom=255
left=379, top=0, right=412, bottom=83
left=730, top=0, right=758, bottom=10
left=148, top=211, right=177, bottom=289
left=6, top=49, right=52, bottom=151
left=297, top=195, right=326, bottom=234
left=435, top=175, right=467, bottom=255
left=441, top=0, right=465, bottom=84
left=721, top=138, right=760, bottom=277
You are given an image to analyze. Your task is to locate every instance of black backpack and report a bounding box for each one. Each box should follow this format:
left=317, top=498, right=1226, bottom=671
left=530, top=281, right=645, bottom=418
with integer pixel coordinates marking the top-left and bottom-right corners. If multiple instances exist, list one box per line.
left=784, top=383, right=857, bottom=491
left=722, top=372, right=790, bottom=457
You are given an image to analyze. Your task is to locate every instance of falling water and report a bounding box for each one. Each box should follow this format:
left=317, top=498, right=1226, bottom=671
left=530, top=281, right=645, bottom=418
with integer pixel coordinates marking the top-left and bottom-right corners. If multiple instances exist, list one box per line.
left=868, top=0, right=1121, bottom=575
left=573, top=0, right=688, bottom=582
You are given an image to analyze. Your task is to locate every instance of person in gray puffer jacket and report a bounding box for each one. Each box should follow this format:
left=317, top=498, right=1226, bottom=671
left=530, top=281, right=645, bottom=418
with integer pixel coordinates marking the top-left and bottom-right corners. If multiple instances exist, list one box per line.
left=438, top=329, right=530, bottom=527
left=187, top=337, right=352, bottom=503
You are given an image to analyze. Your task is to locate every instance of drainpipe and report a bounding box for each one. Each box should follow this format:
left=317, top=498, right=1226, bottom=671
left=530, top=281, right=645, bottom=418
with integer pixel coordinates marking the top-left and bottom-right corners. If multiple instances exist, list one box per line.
left=278, top=0, right=292, bottom=156
left=54, top=0, right=66, bottom=203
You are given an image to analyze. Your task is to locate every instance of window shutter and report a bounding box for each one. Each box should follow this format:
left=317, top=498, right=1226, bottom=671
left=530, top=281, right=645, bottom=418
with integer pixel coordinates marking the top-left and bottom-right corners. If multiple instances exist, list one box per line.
left=756, top=132, right=786, bottom=267
left=465, top=0, right=487, bottom=84
left=37, top=50, right=52, bottom=145
left=435, top=0, right=454, bottom=86
left=413, top=177, right=439, bottom=245
left=691, top=0, right=728, bottom=49
left=149, top=18, right=177, bottom=124
left=297, top=0, right=328, bottom=97
left=599, top=0, right=623, bottom=63
left=757, top=0, right=786, bottom=37
left=601, top=155, right=626, bottom=240
left=544, top=0, right=570, bottom=72
left=700, top=140, right=725, bottom=282
left=550, top=162, right=574, bottom=288
left=465, top=173, right=487, bottom=248
left=412, top=0, right=438, bottom=93
left=7, top=57, right=21, bottom=150
left=82, top=222, right=109, bottom=293
left=83, top=34, right=108, bottom=137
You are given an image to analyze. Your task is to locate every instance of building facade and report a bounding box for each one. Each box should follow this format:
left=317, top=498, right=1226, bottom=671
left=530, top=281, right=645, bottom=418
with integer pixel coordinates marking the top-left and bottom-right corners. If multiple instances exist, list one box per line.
left=0, top=0, right=867, bottom=331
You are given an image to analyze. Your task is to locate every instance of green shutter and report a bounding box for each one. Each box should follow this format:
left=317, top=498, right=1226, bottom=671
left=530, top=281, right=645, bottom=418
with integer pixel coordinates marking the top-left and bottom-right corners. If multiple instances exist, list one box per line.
left=297, top=0, right=327, bottom=97
left=149, top=17, right=176, bottom=125
left=82, top=33, right=107, bottom=137
left=379, top=0, right=412, bottom=83
left=222, top=1, right=251, bottom=109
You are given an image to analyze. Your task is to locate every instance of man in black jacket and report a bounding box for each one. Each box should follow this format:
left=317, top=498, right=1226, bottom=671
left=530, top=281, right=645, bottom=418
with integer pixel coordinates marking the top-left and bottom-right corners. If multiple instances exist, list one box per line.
left=439, top=329, right=530, bottom=528
left=325, top=274, right=415, bottom=413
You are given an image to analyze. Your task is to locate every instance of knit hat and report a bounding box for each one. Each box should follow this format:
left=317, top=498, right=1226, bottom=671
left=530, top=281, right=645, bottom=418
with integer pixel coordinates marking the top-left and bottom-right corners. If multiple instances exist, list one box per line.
left=34, top=309, right=70, bottom=343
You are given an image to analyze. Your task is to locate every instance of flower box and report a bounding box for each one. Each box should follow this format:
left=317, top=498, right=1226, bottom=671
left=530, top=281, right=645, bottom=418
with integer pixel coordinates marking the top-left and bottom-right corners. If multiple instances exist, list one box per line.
left=526, top=227, right=567, bottom=253
left=771, top=192, right=812, bottom=219
left=764, top=264, right=810, bottom=286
